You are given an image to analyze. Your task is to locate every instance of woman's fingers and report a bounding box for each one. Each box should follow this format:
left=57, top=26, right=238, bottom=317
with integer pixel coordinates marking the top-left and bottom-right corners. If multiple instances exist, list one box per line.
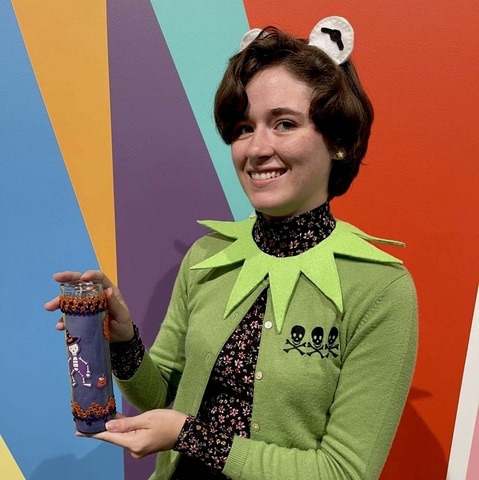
left=78, top=270, right=130, bottom=317
left=45, top=272, right=82, bottom=311
left=104, top=287, right=130, bottom=321
left=46, top=271, right=113, bottom=311
left=78, top=272, right=134, bottom=341
left=80, top=270, right=115, bottom=289
left=52, top=271, right=82, bottom=282
left=46, top=269, right=133, bottom=341
left=44, top=296, right=60, bottom=311
left=80, top=272, right=130, bottom=317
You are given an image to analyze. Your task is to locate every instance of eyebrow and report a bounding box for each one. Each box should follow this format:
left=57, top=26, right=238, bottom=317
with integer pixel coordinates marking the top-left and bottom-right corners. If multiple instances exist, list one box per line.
left=269, top=107, right=306, bottom=118
left=239, top=106, right=307, bottom=123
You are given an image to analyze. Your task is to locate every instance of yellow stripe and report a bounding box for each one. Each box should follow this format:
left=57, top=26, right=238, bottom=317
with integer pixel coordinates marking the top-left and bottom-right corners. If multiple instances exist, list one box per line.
left=0, top=435, right=25, bottom=480
left=12, top=0, right=117, bottom=283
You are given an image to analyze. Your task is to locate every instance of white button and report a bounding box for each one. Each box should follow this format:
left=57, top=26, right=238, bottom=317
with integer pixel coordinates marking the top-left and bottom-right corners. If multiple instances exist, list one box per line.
left=252, top=423, right=260, bottom=431
left=255, top=371, right=263, bottom=380
left=264, top=321, right=273, bottom=329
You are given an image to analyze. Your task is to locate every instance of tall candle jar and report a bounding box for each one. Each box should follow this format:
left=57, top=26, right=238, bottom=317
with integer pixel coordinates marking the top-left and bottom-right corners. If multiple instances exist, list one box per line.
left=59, top=280, right=116, bottom=433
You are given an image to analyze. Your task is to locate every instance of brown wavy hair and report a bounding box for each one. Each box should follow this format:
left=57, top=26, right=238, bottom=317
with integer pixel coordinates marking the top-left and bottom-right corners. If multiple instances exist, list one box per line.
left=214, top=26, right=374, bottom=199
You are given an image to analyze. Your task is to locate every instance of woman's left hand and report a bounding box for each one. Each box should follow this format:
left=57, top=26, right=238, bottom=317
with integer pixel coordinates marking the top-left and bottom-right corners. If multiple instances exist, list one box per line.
left=78, top=409, right=188, bottom=458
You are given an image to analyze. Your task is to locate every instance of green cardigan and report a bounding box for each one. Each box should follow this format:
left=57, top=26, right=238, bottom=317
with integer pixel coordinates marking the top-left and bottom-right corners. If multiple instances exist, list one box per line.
left=116, top=219, right=418, bottom=480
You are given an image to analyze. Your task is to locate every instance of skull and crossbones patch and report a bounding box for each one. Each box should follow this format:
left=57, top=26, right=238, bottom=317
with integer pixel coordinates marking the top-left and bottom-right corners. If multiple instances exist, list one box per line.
left=283, top=325, right=307, bottom=355
left=284, top=325, right=340, bottom=358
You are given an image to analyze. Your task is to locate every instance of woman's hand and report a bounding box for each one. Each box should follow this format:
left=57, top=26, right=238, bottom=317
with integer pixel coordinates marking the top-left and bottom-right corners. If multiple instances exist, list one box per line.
left=44, top=270, right=134, bottom=343
left=78, top=410, right=188, bottom=458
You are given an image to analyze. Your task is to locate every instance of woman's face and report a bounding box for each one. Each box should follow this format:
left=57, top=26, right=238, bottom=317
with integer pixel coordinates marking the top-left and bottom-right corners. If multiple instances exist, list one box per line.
left=231, top=66, right=333, bottom=219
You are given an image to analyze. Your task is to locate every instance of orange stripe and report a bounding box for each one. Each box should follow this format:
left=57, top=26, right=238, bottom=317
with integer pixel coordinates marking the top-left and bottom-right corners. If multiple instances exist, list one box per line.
left=12, top=0, right=117, bottom=283
left=244, top=0, right=479, bottom=476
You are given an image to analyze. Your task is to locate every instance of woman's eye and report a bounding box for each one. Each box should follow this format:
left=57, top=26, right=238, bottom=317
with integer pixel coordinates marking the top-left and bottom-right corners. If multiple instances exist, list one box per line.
left=277, top=120, right=295, bottom=131
left=234, top=124, right=254, bottom=138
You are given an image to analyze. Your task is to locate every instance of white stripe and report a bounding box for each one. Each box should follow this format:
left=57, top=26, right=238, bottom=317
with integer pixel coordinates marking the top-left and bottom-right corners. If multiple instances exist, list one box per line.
left=447, top=285, right=479, bottom=479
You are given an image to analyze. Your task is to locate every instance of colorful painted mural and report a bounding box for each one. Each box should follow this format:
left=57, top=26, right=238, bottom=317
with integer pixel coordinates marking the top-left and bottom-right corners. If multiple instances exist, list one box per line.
left=1, top=0, right=477, bottom=478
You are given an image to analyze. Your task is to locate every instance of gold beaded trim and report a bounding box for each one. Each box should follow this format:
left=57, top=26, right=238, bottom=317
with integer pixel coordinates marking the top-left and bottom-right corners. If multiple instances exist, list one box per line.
left=60, top=293, right=107, bottom=316
left=71, top=397, right=116, bottom=426
left=103, top=313, right=111, bottom=341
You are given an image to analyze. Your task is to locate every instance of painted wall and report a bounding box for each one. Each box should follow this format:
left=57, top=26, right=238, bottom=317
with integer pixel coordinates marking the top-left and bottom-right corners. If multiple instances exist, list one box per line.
left=0, top=0, right=477, bottom=479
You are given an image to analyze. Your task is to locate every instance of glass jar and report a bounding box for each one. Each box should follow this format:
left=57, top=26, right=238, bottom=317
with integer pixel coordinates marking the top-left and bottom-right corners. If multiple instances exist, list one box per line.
left=60, top=280, right=116, bottom=433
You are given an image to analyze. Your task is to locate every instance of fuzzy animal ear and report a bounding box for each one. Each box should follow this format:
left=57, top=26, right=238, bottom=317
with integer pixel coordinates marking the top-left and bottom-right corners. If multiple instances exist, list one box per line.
left=239, top=28, right=263, bottom=51
left=309, top=16, right=354, bottom=65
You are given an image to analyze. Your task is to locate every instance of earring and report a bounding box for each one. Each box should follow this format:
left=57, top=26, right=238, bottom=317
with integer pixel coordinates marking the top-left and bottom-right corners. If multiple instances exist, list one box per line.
left=336, top=151, right=345, bottom=159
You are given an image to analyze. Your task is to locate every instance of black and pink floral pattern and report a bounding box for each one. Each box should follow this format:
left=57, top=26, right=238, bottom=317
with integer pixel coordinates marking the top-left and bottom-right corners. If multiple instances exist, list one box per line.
left=173, top=202, right=335, bottom=478
left=110, top=324, right=144, bottom=380
left=253, top=202, right=335, bottom=257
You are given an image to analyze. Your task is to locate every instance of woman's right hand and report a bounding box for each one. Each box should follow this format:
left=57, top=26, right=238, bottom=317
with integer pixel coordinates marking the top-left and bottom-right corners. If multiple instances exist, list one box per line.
left=44, top=270, right=135, bottom=343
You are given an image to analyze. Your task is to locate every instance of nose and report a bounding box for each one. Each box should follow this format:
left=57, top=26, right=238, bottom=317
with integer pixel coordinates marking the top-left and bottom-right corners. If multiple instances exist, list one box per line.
left=245, top=127, right=274, bottom=162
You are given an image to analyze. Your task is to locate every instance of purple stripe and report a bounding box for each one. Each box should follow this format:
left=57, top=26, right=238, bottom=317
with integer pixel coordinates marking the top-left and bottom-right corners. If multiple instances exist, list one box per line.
left=107, top=1, right=232, bottom=478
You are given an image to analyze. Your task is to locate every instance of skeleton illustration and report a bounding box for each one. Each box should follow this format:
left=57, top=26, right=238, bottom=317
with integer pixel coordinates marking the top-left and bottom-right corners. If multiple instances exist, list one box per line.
left=307, top=326, right=325, bottom=357
left=283, top=325, right=307, bottom=355
left=66, top=332, right=92, bottom=388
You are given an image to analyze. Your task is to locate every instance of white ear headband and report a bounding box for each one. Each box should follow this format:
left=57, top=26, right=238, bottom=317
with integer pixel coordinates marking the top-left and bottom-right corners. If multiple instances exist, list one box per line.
left=239, top=16, right=354, bottom=65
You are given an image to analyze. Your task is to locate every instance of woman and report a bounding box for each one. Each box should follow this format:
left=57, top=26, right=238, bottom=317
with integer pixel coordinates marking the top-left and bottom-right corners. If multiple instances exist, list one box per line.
left=46, top=17, right=417, bottom=480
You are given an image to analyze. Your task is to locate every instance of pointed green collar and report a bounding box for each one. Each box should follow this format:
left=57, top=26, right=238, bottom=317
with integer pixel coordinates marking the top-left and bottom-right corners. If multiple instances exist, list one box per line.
left=191, top=218, right=404, bottom=333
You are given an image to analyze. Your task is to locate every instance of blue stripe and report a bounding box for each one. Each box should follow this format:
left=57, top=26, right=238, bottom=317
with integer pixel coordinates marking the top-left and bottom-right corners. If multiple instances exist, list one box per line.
left=0, top=1, right=123, bottom=478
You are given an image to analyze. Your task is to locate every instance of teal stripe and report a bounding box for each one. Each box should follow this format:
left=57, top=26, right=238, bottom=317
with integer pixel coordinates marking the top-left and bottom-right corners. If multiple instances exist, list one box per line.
left=149, top=0, right=253, bottom=220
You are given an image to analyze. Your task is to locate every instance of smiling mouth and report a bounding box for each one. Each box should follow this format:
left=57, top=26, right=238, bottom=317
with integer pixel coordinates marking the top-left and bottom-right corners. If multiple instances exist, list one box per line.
left=249, top=170, right=286, bottom=181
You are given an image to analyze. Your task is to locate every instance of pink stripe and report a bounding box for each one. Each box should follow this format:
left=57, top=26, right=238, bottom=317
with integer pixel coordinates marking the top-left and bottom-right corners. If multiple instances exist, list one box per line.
left=466, top=404, right=479, bottom=479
